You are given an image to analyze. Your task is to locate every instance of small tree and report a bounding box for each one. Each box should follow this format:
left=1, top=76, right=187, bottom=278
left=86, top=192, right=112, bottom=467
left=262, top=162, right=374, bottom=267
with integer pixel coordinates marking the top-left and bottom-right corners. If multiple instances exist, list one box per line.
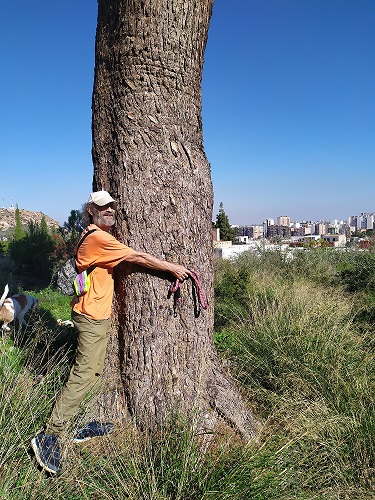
left=63, top=209, right=84, bottom=248
left=13, top=206, right=25, bottom=241
left=64, top=209, right=83, bottom=235
left=215, top=202, right=237, bottom=242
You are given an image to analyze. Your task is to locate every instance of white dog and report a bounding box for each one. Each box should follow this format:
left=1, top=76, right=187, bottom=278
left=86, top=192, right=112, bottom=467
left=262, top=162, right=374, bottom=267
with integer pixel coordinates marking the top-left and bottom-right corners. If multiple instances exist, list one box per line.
left=0, top=285, right=38, bottom=332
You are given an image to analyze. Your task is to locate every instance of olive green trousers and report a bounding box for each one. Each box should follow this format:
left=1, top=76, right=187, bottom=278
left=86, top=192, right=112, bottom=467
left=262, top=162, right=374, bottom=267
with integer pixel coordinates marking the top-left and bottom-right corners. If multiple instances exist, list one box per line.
left=45, top=311, right=111, bottom=436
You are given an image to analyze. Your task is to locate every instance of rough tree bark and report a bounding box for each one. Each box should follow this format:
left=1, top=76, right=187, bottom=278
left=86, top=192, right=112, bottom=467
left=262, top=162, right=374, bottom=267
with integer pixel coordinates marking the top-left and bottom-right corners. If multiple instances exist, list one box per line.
left=91, top=0, right=258, bottom=439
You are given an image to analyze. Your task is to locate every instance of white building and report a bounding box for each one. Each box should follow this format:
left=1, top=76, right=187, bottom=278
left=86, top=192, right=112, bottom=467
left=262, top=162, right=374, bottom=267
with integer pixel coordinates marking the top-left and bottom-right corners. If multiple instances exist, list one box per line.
left=350, top=213, right=375, bottom=231
left=321, top=234, right=346, bottom=247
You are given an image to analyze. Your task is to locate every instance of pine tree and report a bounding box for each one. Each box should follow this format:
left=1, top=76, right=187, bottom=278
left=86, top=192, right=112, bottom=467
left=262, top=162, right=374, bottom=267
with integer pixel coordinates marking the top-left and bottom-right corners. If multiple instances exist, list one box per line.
left=215, top=202, right=237, bottom=242
left=40, top=215, right=49, bottom=235
left=64, top=209, right=84, bottom=238
left=91, top=0, right=257, bottom=439
left=13, top=206, right=25, bottom=241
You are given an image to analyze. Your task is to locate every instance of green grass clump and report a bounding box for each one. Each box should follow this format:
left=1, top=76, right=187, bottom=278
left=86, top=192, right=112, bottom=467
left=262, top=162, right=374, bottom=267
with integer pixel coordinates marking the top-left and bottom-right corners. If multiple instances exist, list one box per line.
left=214, top=249, right=375, bottom=497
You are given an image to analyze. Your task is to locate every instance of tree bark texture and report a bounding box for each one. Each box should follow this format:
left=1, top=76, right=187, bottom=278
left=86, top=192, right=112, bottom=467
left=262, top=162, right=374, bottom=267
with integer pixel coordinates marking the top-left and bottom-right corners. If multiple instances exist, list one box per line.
left=92, top=0, right=258, bottom=439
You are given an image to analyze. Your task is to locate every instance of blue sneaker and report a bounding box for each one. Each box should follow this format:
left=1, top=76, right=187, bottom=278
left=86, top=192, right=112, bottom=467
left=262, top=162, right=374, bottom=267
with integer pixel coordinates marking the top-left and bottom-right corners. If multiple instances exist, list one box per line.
left=31, top=433, right=62, bottom=474
left=73, top=421, right=115, bottom=443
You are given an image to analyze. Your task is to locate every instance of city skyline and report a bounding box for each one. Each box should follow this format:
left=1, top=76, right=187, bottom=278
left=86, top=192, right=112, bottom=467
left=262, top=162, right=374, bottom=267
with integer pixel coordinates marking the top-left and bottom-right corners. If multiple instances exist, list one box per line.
left=217, top=208, right=375, bottom=228
left=1, top=198, right=375, bottom=226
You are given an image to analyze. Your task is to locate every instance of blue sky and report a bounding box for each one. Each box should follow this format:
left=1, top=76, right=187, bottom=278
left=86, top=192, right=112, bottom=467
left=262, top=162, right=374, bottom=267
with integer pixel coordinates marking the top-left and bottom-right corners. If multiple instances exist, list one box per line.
left=1, top=0, right=374, bottom=226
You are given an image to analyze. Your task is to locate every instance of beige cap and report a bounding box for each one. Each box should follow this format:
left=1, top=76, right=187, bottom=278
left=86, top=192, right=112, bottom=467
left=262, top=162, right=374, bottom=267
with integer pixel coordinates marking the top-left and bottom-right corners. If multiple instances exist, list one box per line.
left=87, top=190, right=117, bottom=206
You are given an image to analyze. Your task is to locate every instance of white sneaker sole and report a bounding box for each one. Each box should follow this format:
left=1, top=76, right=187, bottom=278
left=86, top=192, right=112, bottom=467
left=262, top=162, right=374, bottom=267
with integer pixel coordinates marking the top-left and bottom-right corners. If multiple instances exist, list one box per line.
left=31, top=437, right=60, bottom=474
left=73, top=429, right=114, bottom=443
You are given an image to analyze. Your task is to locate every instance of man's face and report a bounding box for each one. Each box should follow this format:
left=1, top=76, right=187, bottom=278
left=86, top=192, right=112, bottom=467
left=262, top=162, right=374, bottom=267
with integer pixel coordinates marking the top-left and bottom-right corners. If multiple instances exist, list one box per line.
left=89, top=203, right=116, bottom=229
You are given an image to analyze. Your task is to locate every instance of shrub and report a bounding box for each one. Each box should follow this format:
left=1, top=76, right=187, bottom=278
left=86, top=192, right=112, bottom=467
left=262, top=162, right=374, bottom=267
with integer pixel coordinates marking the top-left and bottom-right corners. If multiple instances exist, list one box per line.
left=8, top=219, right=55, bottom=282
left=337, top=250, right=375, bottom=293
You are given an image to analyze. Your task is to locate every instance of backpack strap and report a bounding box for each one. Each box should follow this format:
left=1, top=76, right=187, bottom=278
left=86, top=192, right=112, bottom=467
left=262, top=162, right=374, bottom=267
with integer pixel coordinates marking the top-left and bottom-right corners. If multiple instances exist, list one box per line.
left=74, top=229, right=97, bottom=275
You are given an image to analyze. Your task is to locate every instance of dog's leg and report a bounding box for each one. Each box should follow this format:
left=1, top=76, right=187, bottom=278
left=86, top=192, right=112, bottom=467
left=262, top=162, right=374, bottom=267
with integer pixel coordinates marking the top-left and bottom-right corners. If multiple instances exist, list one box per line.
left=19, top=313, right=26, bottom=329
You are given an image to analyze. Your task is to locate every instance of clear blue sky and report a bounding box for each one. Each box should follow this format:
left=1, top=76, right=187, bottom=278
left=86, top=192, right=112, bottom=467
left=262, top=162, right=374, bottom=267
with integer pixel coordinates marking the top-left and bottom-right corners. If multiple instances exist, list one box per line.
left=1, top=0, right=374, bottom=226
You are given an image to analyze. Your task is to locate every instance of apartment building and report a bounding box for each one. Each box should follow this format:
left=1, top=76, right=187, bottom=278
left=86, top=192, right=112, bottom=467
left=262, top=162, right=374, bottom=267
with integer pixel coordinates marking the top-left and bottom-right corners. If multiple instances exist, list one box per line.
left=267, top=224, right=291, bottom=239
left=237, top=225, right=264, bottom=239
left=349, top=213, right=375, bottom=231
left=277, top=216, right=290, bottom=227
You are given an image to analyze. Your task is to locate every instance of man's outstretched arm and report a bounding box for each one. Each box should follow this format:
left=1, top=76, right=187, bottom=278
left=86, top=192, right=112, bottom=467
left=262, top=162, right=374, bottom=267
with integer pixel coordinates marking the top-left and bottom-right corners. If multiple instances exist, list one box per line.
left=125, top=251, right=191, bottom=282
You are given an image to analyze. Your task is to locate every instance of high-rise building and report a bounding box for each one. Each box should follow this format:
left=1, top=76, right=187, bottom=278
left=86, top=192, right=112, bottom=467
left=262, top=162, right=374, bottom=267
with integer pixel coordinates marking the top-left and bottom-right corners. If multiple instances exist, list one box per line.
left=277, top=216, right=290, bottom=227
left=347, top=213, right=374, bottom=232
left=348, top=215, right=357, bottom=227
left=263, top=218, right=274, bottom=238
left=315, top=222, right=329, bottom=235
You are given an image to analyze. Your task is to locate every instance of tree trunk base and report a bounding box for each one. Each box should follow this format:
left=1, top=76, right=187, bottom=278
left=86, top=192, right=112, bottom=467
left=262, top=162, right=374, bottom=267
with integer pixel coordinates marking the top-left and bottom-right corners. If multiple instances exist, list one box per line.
left=94, top=345, right=260, bottom=443
left=206, top=356, right=260, bottom=441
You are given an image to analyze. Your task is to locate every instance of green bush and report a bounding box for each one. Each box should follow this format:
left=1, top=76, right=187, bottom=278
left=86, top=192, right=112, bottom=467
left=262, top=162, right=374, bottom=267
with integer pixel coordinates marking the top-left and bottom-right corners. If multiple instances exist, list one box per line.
left=8, top=219, right=55, bottom=281
left=337, top=251, right=375, bottom=292
left=0, top=241, right=8, bottom=256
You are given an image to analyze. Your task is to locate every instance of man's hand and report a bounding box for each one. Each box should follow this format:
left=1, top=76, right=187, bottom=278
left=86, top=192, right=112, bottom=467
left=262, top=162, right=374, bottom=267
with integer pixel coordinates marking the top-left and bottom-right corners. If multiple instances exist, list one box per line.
left=167, top=263, right=191, bottom=282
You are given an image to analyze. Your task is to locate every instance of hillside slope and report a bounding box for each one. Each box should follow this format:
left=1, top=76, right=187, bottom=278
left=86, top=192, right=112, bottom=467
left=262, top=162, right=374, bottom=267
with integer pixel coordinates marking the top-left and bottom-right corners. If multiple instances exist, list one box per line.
left=0, top=208, right=60, bottom=238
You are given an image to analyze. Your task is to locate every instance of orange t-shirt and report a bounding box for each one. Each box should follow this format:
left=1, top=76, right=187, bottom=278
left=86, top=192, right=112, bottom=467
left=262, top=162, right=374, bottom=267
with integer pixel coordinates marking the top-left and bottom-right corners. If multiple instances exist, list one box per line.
left=72, top=224, right=135, bottom=319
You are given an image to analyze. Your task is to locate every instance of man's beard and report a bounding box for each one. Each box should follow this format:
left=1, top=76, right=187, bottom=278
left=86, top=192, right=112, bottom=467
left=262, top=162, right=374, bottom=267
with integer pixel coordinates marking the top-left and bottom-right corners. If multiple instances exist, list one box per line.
left=92, top=211, right=115, bottom=228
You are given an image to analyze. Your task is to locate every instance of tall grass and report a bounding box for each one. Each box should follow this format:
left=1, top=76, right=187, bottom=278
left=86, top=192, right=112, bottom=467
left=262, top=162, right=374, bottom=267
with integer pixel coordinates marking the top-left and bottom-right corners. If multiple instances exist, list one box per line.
left=0, top=248, right=374, bottom=499
left=215, top=249, right=375, bottom=497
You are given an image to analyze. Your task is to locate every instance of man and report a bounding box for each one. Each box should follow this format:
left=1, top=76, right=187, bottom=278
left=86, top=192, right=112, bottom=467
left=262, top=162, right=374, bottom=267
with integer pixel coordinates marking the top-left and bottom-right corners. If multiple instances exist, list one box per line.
left=31, top=190, right=191, bottom=474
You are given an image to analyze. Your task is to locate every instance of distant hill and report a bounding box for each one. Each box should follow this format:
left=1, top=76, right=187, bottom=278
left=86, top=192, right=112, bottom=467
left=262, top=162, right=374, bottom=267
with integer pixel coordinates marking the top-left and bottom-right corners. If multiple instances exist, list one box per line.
left=0, top=208, right=60, bottom=238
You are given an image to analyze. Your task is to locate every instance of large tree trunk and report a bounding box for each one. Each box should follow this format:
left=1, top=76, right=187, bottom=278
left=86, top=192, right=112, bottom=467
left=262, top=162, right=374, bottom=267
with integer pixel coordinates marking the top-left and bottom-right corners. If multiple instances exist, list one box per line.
left=92, top=0, right=258, bottom=439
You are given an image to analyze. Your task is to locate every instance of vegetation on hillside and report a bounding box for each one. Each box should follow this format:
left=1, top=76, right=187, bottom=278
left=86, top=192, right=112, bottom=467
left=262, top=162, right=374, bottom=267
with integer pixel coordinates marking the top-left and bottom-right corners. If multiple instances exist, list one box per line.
left=1, top=209, right=83, bottom=290
left=0, top=246, right=374, bottom=498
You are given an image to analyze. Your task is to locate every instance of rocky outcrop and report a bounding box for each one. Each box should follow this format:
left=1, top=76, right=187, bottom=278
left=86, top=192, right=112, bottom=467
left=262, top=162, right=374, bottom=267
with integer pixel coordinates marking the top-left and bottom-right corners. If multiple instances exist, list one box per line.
left=0, top=208, right=60, bottom=238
